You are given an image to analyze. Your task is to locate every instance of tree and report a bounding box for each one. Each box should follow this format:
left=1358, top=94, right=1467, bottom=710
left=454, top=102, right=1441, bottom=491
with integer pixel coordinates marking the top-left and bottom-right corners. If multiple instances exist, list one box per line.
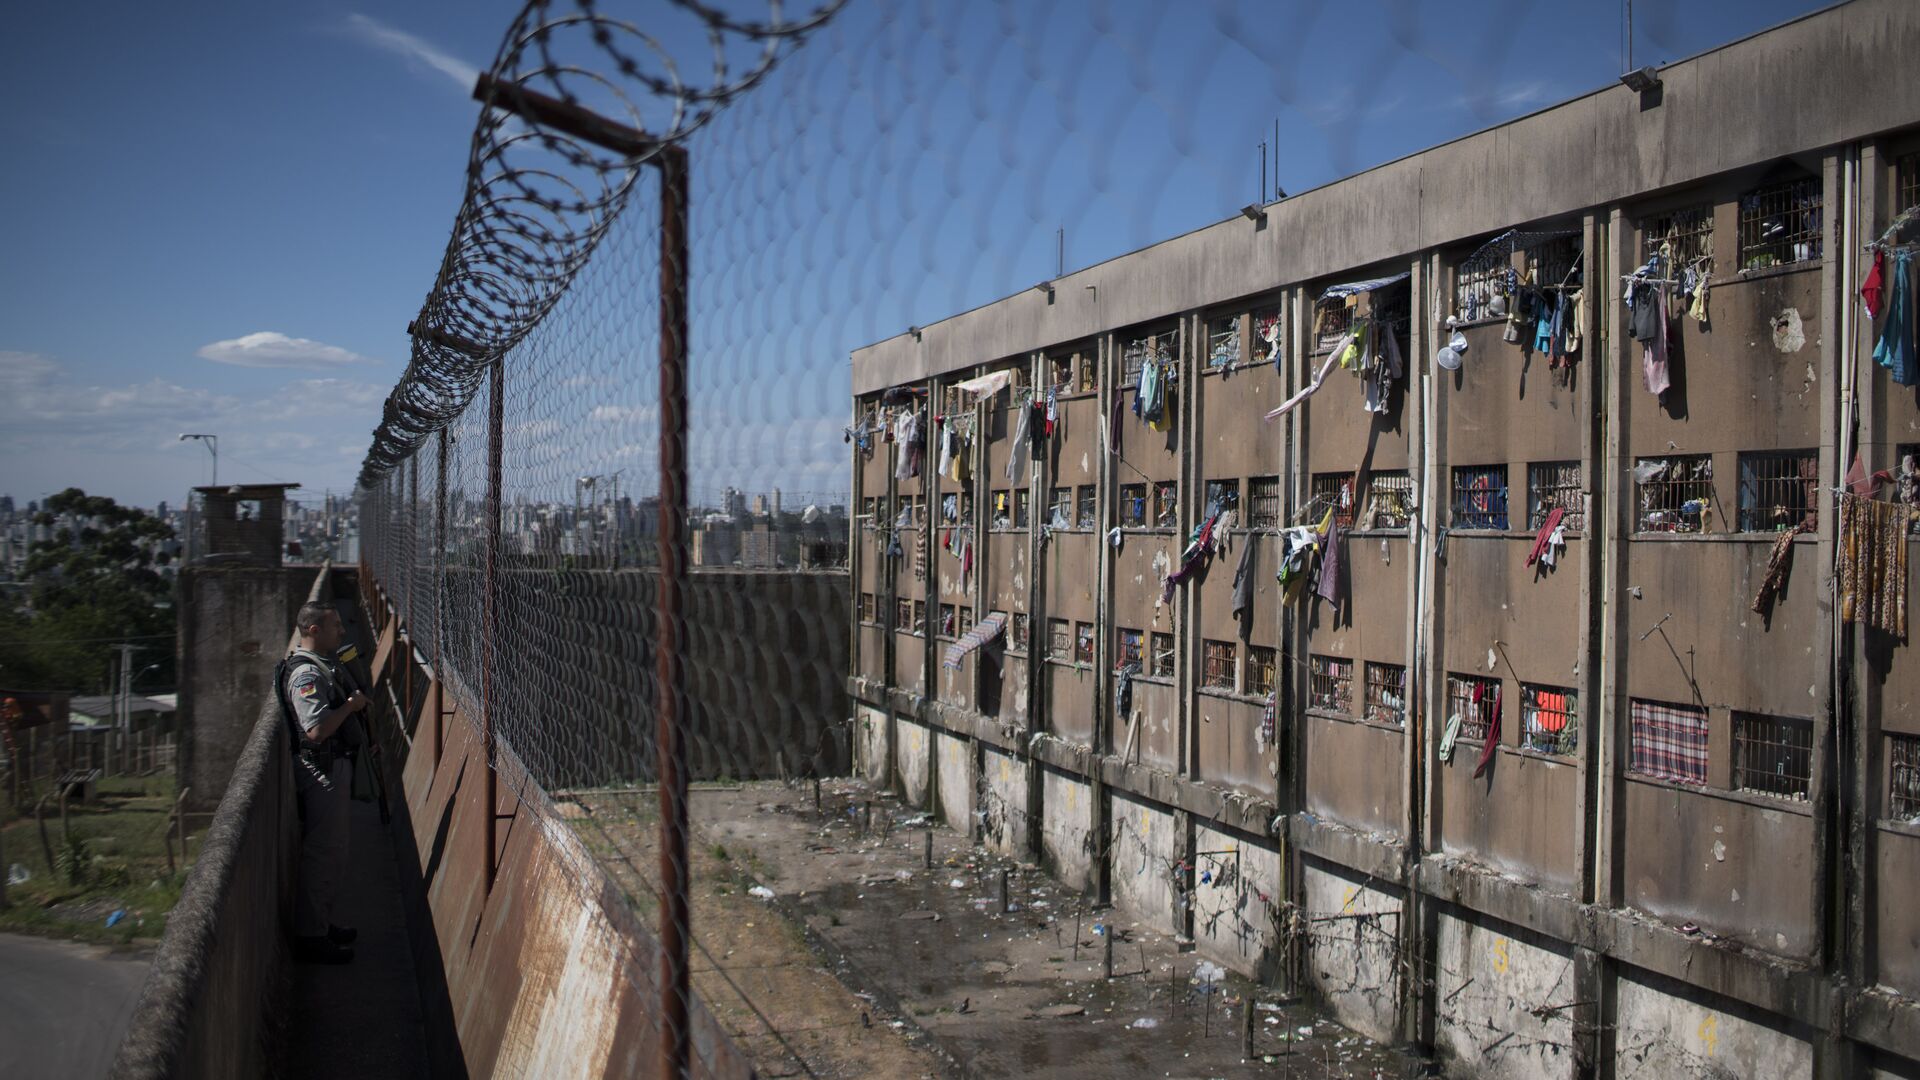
left=1, top=489, right=175, bottom=693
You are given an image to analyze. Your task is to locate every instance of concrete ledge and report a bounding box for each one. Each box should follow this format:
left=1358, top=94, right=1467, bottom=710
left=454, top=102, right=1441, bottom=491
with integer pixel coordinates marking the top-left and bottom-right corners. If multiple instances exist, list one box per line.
left=1845, top=986, right=1920, bottom=1063
left=1289, top=813, right=1406, bottom=884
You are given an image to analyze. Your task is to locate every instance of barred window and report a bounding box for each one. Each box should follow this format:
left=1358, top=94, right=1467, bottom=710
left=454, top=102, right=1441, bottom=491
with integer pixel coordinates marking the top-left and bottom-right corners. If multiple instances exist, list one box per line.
left=960, top=491, right=975, bottom=525
left=1890, top=734, right=1920, bottom=821
left=1313, top=301, right=1353, bottom=352
left=1451, top=465, right=1510, bottom=530
left=1635, top=454, right=1713, bottom=533
left=1901, top=153, right=1920, bottom=220
left=991, top=489, right=1010, bottom=528
left=1246, top=646, right=1276, bottom=698
left=1077, top=352, right=1097, bottom=394
left=1309, top=655, right=1353, bottom=715
left=1118, top=483, right=1148, bottom=527
left=1204, top=478, right=1240, bottom=517
left=1365, top=662, right=1406, bottom=726
left=1731, top=712, right=1812, bottom=801
left=1207, top=315, right=1240, bottom=368
left=1247, top=476, right=1282, bottom=528
left=1121, top=336, right=1148, bottom=386
left=1899, top=445, right=1920, bottom=534
left=1455, top=256, right=1505, bottom=323
left=1010, top=612, right=1030, bottom=652
left=1014, top=489, right=1030, bottom=528
left=1149, top=631, right=1174, bottom=678
left=1311, top=472, right=1357, bottom=529
left=1447, top=674, right=1501, bottom=743
left=1522, top=684, right=1577, bottom=756
left=913, top=600, right=926, bottom=630
left=895, top=597, right=912, bottom=630
left=1251, top=308, right=1283, bottom=366
left=1075, top=621, right=1096, bottom=665
left=939, top=603, right=958, bottom=639
left=1528, top=461, right=1584, bottom=530
left=1048, top=618, right=1070, bottom=659
left=1738, top=173, right=1823, bottom=270
left=1077, top=484, right=1097, bottom=528
left=1629, top=698, right=1709, bottom=786
left=1643, top=203, right=1715, bottom=265
left=1736, top=450, right=1818, bottom=533
left=1364, top=471, right=1415, bottom=530
left=1526, top=235, right=1583, bottom=289
left=859, top=593, right=876, bottom=623
left=1116, top=627, right=1144, bottom=667
left=1049, top=487, right=1073, bottom=528
left=957, top=605, right=974, bottom=637
left=862, top=496, right=878, bottom=529
left=1203, top=640, right=1239, bottom=692
left=1050, top=355, right=1073, bottom=389
left=1154, top=480, right=1179, bottom=528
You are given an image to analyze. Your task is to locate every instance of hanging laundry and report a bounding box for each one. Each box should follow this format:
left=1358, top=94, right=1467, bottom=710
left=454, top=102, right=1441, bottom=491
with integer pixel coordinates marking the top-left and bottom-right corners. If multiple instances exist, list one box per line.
left=1264, top=336, right=1348, bottom=422
left=1439, top=710, right=1462, bottom=763
left=1873, top=250, right=1915, bottom=386
left=935, top=425, right=954, bottom=481
left=1751, top=521, right=1812, bottom=617
left=893, top=410, right=922, bottom=480
left=1259, top=688, right=1277, bottom=751
left=1637, top=285, right=1672, bottom=395
left=952, top=370, right=1013, bottom=399
left=1006, top=393, right=1032, bottom=481
left=1472, top=683, right=1502, bottom=780
left=1114, top=661, right=1141, bottom=719
left=948, top=433, right=967, bottom=483
left=1109, top=391, right=1125, bottom=457
left=1564, top=289, right=1584, bottom=355
left=1862, top=248, right=1886, bottom=321
left=1315, top=518, right=1342, bottom=605
left=1526, top=507, right=1566, bottom=569
left=1229, top=533, right=1258, bottom=620
left=1363, top=326, right=1403, bottom=414
left=1838, top=492, right=1915, bottom=637
left=1160, top=510, right=1224, bottom=604
left=1044, top=384, right=1059, bottom=435
left=1687, top=271, right=1710, bottom=324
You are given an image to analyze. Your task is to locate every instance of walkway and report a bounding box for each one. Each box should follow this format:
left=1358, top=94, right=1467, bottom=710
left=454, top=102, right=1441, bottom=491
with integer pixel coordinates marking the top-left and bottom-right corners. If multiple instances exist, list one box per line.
left=288, top=797, right=431, bottom=1079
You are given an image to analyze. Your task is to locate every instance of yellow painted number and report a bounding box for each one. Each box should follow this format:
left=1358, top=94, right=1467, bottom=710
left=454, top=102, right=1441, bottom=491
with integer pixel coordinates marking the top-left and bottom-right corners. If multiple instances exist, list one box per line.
left=1341, top=886, right=1359, bottom=913
left=1491, top=937, right=1510, bottom=974
left=1697, top=1015, right=1718, bottom=1055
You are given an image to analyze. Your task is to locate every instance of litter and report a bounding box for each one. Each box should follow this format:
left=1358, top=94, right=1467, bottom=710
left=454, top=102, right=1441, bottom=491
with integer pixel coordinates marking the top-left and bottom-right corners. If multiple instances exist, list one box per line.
left=105, top=909, right=126, bottom=928
left=1192, top=960, right=1226, bottom=986
left=950, top=878, right=968, bottom=888
left=1129, top=1017, right=1159, bottom=1029
left=747, top=885, right=775, bottom=900
left=6, top=863, right=29, bottom=885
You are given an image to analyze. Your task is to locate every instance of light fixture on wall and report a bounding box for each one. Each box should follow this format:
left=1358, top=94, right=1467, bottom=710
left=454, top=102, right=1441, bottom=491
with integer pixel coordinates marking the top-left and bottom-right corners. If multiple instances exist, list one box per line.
left=1034, top=280, right=1055, bottom=303
left=1240, top=203, right=1267, bottom=224
left=1619, top=66, right=1660, bottom=93
left=908, top=325, right=922, bottom=341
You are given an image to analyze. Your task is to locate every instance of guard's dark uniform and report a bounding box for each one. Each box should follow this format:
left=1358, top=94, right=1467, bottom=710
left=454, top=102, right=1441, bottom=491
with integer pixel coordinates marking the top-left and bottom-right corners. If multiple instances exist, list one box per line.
left=284, top=648, right=352, bottom=940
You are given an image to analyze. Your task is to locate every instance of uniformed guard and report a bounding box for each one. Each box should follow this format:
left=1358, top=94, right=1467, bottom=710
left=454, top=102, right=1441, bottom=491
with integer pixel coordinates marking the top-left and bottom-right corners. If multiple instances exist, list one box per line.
left=277, top=600, right=369, bottom=964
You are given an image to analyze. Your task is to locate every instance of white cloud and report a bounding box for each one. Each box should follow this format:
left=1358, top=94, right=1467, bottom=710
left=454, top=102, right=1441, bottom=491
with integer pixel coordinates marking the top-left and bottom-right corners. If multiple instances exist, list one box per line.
left=343, top=13, right=478, bottom=93
left=197, top=331, right=379, bottom=370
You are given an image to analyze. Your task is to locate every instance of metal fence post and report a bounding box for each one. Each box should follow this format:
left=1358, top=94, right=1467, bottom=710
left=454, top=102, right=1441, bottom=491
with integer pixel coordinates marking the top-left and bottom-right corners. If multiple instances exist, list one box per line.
left=655, top=142, right=693, bottom=1080
left=436, top=426, right=449, bottom=767
left=483, top=354, right=504, bottom=892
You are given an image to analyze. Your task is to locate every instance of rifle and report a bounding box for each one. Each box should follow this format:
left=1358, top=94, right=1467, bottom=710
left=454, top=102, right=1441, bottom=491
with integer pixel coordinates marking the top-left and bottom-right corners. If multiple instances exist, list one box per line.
left=332, top=639, right=391, bottom=825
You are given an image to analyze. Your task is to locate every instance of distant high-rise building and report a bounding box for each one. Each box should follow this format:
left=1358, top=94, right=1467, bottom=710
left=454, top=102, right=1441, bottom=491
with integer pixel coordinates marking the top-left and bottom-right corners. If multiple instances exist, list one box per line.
left=0, top=495, right=14, bottom=516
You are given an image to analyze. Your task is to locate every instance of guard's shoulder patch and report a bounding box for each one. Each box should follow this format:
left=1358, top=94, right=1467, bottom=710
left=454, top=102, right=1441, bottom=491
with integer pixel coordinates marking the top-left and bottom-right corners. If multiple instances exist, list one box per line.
left=290, top=668, right=323, bottom=699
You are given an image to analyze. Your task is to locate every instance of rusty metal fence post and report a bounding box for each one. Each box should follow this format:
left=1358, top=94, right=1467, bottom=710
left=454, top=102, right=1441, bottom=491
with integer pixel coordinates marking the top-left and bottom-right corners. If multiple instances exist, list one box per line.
left=483, top=354, right=504, bottom=892
left=654, top=141, right=693, bottom=1080
left=436, top=426, right=448, bottom=767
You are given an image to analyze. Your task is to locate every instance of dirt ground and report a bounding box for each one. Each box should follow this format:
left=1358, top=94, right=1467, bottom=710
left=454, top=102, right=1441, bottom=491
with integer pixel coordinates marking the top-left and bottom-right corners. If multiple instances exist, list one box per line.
left=571, top=780, right=1417, bottom=1079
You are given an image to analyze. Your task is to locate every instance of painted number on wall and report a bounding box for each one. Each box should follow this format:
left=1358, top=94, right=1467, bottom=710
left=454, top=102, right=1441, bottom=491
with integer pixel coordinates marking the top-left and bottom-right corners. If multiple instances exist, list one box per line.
left=1341, top=886, right=1359, bottom=913
left=1490, top=937, right=1510, bottom=975
left=1696, top=1015, right=1718, bottom=1056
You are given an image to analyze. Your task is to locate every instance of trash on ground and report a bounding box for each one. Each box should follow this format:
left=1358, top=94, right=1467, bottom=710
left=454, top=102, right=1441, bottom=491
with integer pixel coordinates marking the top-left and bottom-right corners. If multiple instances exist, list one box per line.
left=747, top=885, right=775, bottom=900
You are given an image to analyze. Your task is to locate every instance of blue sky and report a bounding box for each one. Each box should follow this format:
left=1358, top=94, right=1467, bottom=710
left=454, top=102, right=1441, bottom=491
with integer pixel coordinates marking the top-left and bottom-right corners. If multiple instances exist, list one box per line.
left=0, top=0, right=1832, bottom=511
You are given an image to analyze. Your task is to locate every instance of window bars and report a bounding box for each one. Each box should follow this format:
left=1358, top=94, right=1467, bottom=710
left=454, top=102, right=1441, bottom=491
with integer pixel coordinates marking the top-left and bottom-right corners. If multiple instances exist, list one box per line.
left=1736, top=450, right=1818, bottom=533
left=1890, top=733, right=1920, bottom=821
left=1049, top=487, right=1073, bottom=528
left=1247, top=476, right=1282, bottom=528
left=1246, top=646, right=1277, bottom=698
left=1731, top=712, right=1812, bottom=800
left=1116, top=627, right=1144, bottom=667
left=1529, top=461, right=1585, bottom=530
left=1447, top=674, right=1500, bottom=742
left=1050, top=355, right=1073, bottom=389
left=1119, top=483, right=1148, bottom=527
left=1123, top=331, right=1175, bottom=386
left=1203, top=640, right=1239, bottom=692
left=1455, top=257, right=1504, bottom=322
left=1901, top=153, right=1920, bottom=219
left=1010, top=612, right=1030, bottom=652
left=1205, top=478, right=1240, bottom=516
left=939, top=603, right=957, bottom=639
left=1364, top=471, right=1415, bottom=530
left=1076, top=484, right=1097, bottom=528
left=1451, top=465, right=1510, bottom=530
left=1149, top=631, right=1174, bottom=678
left=1314, top=302, right=1354, bottom=352
left=913, top=599, right=926, bottom=631
left=895, top=597, right=912, bottom=631
left=1075, top=621, right=1095, bottom=665
left=1309, top=655, right=1353, bottom=714
left=1154, top=480, right=1179, bottom=528
left=1365, top=663, right=1407, bottom=726
left=1522, top=684, right=1578, bottom=756
left=1208, top=316, right=1240, bottom=368
left=1048, top=618, right=1070, bottom=659
left=1629, top=698, right=1709, bottom=785
left=957, top=606, right=974, bottom=637
left=991, top=489, right=1010, bottom=529
left=1643, top=203, right=1715, bottom=266
left=1738, top=174, right=1822, bottom=270
left=1077, top=353, right=1097, bottom=394
left=1013, top=489, right=1030, bottom=529
left=859, top=593, right=876, bottom=622
left=1635, top=454, right=1713, bottom=533
left=1251, top=308, right=1283, bottom=366
left=1898, top=445, right=1920, bottom=534
left=1311, top=473, right=1358, bottom=529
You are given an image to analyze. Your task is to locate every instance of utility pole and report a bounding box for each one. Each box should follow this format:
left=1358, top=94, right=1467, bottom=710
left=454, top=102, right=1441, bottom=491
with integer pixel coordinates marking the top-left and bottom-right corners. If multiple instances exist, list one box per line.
left=111, top=644, right=136, bottom=777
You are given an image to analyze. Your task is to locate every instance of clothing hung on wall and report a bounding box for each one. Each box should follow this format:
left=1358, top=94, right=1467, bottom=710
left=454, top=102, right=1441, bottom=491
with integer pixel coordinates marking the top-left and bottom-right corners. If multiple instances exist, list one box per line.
left=1472, top=683, right=1502, bottom=780
left=1838, top=492, right=1915, bottom=637
left=1526, top=507, right=1566, bottom=569
left=1005, top=393, right=1032, bottom=481
left=1629, top=283, right=1671, bottom=396
left=1751, top=521, right=1812, bottom=617
left=1229, top=533, right=1259, bottom=620
left=1873, top=250, right=1915, bottom=387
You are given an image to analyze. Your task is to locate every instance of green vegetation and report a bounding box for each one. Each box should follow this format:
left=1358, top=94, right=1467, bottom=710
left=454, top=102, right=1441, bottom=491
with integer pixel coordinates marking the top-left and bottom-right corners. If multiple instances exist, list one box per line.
left=0, top=773, right=192, bottom=946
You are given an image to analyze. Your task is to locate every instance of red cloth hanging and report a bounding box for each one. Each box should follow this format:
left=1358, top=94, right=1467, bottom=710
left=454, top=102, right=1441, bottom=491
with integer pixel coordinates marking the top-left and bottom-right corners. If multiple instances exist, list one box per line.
left=1863, top=249, right=1887, bottom=321
left=1472, top=685, right=1503, bottom=779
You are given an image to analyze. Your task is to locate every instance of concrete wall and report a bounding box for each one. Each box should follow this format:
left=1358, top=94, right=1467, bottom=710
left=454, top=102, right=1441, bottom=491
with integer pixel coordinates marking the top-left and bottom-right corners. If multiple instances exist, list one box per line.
left=934, top=731, right=971, bottom=836
left=1039, top=766, right=1094, bottom=893
left=1431, top=912, right=1577, bottom=1080
left=894, top=716, right=930, bottom=808
left=1613, top=971, right=1812, bottom=1080
left=1300, top=860, right=1403, bottom=1046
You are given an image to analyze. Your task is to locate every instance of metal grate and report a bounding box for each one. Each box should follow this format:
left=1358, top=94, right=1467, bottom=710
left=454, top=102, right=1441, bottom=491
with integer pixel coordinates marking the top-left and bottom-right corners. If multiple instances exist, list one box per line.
left=1311, top=472, right=1358, bottom=529
left=1050, top=355, right=1073, bottom=390
left=1149, top=631, right=1174, bottom=678
left=1119, top=483, right=1147, bottom=526
left=1248, top=476, right=1282, bottom=528
left=1635, top=454, right=1713, bottom=533
left=1123, top=331, right=1174, bottom=386
left=859, top=593, right=875, bottom=622
left=913, top=599, right=926, bottom=630
left=1737, top=450, right=1818, bottom=533
left=1048, top=487, right=1073, bottom=528
left=1075, top=621, right=1095, bottom=665
left=1077, top=484, right=1097, bottom=528
left=991, top=489, right=1009, bottom=528
left=958, top=606, right=974, bottom=636
left=1154, top=480, right=1179, bottom=528
left=1899, top=445, right=1920, bottom=534
left=1528, top=461, right=1585, bottom=530
left=895, top=597, right=912, bottom=631
left=1447, top=674, right=1500, bottom=743
left=1077, top=352, right=1097, bottom=394
left=939, top=603, right=957, bottom=639
left=1901, top=154, right=1920, bottom=219
left=1890, top=734, right=1920, bottom=821
left=1526, top=235, right=1583, bottom=289
left=1252, top=307, right=1283, bottom=366
left=1048, top=618, right=1070, bottom=659
left=1116, top=627, right=1143, bottom=667
left=1365, top=663, right=1407, bottom=726
left=1364, top=471, right=1415, bottom=530
left=1522, top=684, right=1577, bottom=756
left=1455, top=254, right=1505, bottom=322
left=1207, top=316, right=1239, bottom=368
left=1738, top=174, right=1823, bottom=270
left=1629, top=698, right=1709, bottom=785
left=1205, top=478, right=1240, bottom=517
left=1732, top=712, right=1812, bottom=800
left=1010, top=612, right=1029, bottom=652
left=1451, top=465, right=1510, bottom=530
left=1309, top=655, right=1353, bottom=714
left=1246, top=646, right=1276, bottom=697
left=1014, top=489, right=1029, bottom=528
left=1313, top=300, right=1354, bottom=352
left=1204, top=639, right=1239, bottom=692
left=1643, top=204, right=1715, bottom=265
left=960, top=491, right=974, bottom=525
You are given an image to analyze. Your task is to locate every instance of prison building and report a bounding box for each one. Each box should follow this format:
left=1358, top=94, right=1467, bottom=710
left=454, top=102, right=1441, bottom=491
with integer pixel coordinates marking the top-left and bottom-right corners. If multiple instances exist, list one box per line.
left=848, top=3, right=1920, bottom=1076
